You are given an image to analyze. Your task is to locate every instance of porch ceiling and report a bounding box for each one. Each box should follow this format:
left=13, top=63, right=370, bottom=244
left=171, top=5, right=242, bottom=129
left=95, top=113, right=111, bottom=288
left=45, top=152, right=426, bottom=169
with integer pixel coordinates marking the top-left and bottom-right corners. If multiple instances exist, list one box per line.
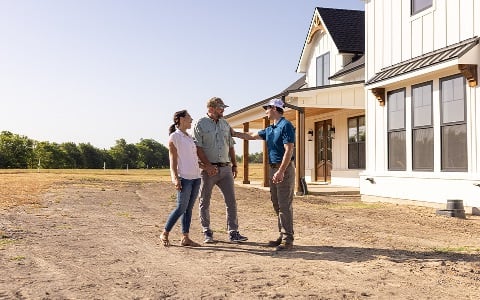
left=230, top=107, right=340, bottom=130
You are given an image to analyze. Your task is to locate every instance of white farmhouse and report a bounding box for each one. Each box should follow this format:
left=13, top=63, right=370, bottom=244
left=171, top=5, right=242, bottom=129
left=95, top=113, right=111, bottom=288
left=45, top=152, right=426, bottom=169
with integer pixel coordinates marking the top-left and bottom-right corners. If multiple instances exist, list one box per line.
left=226, top=7, right=365, bottom=193
left=362, top=0, right=480, bottom=214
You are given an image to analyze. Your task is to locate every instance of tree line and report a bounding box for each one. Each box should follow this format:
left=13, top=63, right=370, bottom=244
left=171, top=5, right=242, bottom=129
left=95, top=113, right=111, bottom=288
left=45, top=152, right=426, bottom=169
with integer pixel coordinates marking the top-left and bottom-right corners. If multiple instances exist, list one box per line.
left=0, top=131, right=263, bottom=169
left=0, top=131, right=169, bottom=169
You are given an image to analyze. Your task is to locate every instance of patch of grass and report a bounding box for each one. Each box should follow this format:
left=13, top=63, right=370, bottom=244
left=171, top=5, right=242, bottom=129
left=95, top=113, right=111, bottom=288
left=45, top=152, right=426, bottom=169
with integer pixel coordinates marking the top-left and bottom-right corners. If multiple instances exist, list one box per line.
left=117, top=212, right=133, bottom=219
left=0, top=238, right=15, bottom=249
left=433, top=246, right=480, bottom=253
left=11, top=255, right=26, bottom=261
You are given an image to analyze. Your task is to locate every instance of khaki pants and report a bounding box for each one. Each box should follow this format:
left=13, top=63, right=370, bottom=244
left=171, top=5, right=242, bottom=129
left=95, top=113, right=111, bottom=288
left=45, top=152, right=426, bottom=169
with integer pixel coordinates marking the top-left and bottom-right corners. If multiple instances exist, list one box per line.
left=199, top=165, right=238, bottom=232
left=269, top=162, right=295, bottom=243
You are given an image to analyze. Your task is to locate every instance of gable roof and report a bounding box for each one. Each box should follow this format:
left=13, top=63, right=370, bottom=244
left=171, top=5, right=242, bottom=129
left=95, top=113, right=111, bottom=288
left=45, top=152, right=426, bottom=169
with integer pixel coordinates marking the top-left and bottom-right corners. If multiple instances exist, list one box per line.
left=297, top=7, right=364, bottom=73
left=316, top=7, right=364, bottom=54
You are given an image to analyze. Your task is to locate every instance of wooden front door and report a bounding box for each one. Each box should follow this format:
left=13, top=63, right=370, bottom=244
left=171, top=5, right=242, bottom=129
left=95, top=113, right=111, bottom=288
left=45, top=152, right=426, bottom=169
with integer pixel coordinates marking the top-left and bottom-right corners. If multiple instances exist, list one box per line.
left=315, top=119, right=333, bottom=182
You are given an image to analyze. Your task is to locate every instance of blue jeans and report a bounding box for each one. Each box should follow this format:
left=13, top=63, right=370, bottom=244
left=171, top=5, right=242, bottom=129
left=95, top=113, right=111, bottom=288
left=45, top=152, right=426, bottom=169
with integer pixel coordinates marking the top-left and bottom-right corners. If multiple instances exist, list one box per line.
left=164, top=177, right=201, bottom=234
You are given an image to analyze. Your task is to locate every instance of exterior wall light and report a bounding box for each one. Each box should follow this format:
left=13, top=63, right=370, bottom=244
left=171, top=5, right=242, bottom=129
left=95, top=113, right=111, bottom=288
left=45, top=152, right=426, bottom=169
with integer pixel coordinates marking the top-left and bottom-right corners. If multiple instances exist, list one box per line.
left=307, top=129, right=314, bottom=141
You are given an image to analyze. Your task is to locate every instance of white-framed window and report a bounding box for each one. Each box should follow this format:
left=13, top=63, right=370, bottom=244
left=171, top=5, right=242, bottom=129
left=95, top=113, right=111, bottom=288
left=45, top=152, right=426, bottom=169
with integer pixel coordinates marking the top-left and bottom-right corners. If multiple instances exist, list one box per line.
left=316, top=52, right=330, bottom=86
left=411, top=0, right=433, bottom=15
left=388, top=88, right=406, bottom=171
left=440, top=74, right=467, bottom=171
left=412, top=81, right=433, bottom=171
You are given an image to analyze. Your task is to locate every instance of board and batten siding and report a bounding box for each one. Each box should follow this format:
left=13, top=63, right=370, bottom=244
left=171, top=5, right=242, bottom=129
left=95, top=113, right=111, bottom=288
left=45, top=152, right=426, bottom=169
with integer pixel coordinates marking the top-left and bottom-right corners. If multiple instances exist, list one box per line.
left=362, top=0, right=480, bottom=211
left=367, top=0, right=480, bottom=79
left=305, top=28, right=346, bottom=88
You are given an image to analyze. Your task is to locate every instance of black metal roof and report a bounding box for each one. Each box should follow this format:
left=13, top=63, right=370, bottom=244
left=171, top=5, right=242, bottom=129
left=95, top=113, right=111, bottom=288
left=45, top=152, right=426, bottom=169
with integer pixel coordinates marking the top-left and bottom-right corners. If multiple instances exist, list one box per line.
left=366, top=37, right=479, bottom=85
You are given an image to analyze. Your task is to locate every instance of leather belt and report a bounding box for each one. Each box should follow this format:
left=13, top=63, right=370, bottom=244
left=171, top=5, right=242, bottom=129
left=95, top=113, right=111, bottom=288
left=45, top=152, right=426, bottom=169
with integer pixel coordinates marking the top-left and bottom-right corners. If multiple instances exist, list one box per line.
left=270, top=161, right=293, bottom=169
left=211, top=162, right=230, bottom=167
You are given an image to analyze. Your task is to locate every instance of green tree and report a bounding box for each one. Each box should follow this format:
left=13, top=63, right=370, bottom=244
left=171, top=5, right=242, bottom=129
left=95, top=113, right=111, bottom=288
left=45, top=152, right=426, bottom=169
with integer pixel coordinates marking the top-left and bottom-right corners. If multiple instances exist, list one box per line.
left=249, top=152, right=263, bottom=163
left=136, top=138, right=169, bottom=168
left=109, top=139, right=139, bottom=169
left=35, top=141, right=69, bottom=169
left=60, top=142, right=83, bottom=169
left=79, top=143, right=103, bottom=168
left=0, top=131, right=34, bottom=168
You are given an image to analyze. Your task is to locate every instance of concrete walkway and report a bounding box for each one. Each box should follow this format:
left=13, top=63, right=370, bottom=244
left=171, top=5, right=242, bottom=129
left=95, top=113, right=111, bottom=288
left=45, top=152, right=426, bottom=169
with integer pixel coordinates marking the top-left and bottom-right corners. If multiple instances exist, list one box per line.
left=235, top=180, right=360, bottom=196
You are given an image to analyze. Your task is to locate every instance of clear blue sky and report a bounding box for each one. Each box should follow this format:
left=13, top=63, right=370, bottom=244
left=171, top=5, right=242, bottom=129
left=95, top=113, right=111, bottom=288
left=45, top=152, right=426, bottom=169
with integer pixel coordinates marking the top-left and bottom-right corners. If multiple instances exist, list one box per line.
left=0, top=0, right=364, bottom=152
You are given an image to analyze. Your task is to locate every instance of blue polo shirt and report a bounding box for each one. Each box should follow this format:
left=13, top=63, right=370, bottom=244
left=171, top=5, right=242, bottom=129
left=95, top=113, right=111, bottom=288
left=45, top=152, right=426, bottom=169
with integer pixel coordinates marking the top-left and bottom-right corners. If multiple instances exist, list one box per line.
left=258, top=117, right=295, bottom=164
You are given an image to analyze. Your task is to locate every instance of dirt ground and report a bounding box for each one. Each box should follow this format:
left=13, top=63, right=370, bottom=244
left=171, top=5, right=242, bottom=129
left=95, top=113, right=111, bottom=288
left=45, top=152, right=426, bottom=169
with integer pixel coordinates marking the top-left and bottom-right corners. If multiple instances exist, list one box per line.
left=1, top=172, right=480, bottom=299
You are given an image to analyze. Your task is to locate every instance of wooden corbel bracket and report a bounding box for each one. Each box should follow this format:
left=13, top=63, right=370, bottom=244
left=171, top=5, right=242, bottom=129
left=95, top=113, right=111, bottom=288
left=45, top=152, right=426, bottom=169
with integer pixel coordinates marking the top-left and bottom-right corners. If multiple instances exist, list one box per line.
left=459, top=64, right=477, bottom=87
left=371, top=88, right=385, bottom=106
left=307, top=14, right=324, bottom=44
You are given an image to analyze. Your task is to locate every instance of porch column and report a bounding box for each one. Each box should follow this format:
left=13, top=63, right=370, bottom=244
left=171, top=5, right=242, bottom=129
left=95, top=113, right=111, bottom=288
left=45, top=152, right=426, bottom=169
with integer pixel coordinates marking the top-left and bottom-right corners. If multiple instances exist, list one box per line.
left=242, top=122, right=250, bottom=184
left=263, top=116, right=269, bottom=187
left=295, top=109, right=305, bottom=195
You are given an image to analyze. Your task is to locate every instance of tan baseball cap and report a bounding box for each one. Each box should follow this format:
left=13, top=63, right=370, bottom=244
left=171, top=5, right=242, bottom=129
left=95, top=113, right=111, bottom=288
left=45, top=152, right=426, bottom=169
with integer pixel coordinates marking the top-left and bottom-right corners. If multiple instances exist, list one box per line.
left=207, top=97, right=229, bottom=109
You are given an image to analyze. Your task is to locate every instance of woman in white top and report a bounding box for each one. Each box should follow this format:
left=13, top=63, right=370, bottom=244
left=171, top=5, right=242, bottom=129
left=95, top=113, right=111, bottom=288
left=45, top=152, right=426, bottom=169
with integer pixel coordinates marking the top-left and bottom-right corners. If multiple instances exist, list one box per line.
left=160, top=110, right=202, bottom=247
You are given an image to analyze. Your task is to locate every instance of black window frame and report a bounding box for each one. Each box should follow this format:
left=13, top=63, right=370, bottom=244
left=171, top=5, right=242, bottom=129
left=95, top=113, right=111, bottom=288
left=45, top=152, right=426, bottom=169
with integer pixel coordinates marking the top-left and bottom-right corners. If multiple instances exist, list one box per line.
left=411, top=81, right=434, bottom=171
left=440, top=74, right=467, bottom=172
left=387, top=88, right=407, bottom=171
left=347, top=115, right=366, bottom=169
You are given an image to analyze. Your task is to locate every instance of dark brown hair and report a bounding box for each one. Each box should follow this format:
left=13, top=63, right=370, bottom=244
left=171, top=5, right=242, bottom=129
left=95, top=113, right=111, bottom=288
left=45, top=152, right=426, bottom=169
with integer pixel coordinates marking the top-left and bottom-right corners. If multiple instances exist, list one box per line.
left=169, top=110, right=188, bottom=135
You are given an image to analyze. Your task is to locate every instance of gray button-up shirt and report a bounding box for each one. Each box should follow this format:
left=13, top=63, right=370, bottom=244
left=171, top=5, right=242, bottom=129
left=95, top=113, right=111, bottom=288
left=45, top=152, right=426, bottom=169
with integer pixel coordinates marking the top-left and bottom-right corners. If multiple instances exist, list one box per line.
left=194, top=116, right=235, bottom=163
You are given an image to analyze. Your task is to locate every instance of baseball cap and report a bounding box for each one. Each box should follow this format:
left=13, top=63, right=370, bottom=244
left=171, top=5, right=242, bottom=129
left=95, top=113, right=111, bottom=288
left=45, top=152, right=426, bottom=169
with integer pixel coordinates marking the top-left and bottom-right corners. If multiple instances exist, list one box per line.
left=207, top=97, right=229, bottom=109
left=262, top=98, right=284, bottom=110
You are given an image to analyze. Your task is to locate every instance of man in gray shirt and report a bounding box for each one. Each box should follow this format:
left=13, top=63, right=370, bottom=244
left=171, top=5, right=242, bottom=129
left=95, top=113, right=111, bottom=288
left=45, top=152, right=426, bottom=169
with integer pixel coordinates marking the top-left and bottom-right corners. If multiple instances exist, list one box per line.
left=194, top=97, right=248, bottom=243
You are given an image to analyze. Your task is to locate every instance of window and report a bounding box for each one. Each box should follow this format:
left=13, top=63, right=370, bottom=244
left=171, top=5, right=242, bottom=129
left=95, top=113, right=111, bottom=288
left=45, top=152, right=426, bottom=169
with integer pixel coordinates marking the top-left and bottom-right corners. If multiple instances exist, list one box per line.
left=316, top=52, right=330, bottom=86
left=440, top=75, right=467, bottom=171
left=412, top=81, right=433, bottom=171
left=411, top=0, right=432, bottom=15
left=348, top=116, right=365, bottom=169
left=388, top=89, right=406, bottom=170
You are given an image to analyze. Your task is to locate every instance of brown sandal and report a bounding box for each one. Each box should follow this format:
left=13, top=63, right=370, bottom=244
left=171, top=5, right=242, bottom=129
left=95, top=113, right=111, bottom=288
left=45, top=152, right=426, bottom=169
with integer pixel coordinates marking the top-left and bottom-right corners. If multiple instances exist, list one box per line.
left=160, top=232, right=170, bottom=247
left=180, top=236, right=200, bottom=247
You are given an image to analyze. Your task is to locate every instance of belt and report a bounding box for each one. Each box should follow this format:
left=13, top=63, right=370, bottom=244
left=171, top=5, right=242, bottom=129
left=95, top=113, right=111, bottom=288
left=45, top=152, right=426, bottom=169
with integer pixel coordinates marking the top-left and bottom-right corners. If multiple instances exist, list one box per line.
left=270, top=161, right=293, bottom=169
left=211, top=162, right=230, bottom=167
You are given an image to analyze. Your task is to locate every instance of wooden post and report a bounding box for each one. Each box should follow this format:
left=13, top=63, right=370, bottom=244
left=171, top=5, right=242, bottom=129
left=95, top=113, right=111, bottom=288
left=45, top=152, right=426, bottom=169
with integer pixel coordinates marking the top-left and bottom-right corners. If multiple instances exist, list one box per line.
left=242, top=122, right=250, bottom=184
left=263, top=117, right=269, bottom=187
left=295, top=109, right=305, bottom=195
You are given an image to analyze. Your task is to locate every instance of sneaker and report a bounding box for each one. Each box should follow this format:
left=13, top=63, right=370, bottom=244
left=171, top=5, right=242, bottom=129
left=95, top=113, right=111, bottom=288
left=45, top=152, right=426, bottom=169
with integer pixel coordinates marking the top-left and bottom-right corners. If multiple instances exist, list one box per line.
left=229, top=231, right=248, bottom=243
left=275, top=242, right=293, bottom=251
left=203, top=230, right=214, bottom=243
left=267, top=237, right=282, bottom=247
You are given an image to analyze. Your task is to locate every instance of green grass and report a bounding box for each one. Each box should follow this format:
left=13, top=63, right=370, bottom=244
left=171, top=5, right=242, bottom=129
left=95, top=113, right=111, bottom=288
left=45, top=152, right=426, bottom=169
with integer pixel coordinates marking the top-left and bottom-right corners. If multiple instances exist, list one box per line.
left=10, top=256, right=26, bottom=261
left=0, top=238, right=15, bottom=249
left=433, top=246, right=480, bottom=253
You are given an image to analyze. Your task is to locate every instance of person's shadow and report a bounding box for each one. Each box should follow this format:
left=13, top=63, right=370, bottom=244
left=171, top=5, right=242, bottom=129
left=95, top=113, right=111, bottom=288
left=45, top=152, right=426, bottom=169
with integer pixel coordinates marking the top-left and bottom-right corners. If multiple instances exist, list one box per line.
left=189, top=241, right=480, bottom=264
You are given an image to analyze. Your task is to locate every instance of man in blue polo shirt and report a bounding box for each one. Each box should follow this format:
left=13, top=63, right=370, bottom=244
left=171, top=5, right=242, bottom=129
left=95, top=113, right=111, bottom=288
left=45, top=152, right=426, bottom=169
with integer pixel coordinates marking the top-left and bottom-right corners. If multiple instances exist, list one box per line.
left=232, top=98, right=295, bottom=251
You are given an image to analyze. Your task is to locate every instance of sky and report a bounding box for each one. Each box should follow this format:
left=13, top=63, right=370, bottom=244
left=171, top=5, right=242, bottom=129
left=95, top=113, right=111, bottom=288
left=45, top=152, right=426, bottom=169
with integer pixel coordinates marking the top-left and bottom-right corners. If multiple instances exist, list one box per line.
left=0, top=0, right=364, bottom=153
